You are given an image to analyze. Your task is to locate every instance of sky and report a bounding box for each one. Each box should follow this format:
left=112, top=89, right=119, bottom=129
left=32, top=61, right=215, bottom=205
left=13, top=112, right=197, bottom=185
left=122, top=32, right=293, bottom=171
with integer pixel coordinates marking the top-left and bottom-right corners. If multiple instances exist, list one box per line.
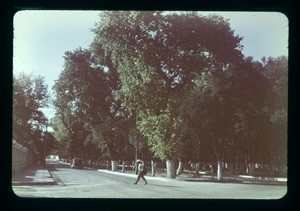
left=13, top=10, right=289, bottom=121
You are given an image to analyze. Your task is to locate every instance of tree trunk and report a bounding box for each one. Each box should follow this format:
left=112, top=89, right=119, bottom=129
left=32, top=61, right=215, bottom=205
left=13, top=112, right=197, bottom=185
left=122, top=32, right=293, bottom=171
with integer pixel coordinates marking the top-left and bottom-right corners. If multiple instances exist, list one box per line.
left=195, top=163, right=201, bottom=176
left=166, top=159, right=176, bottom=178
left=230, top=163, right=234, bottom=174
left=111, top=160, right=118, bottom=171
left=176, top=161, right=184, bottom=175
left=272, top=164, right=276, bottom=176
left=121, top=161, right=126, bottom=173
left=245, top=155, right=249, bottom=174
left=217, top=160, right=223, bottom=180
left=239, top=162, right=243, bottom=174
left=151, top=160, right=156, bottom=177
left=248, top=163, right=255, bottom=176
left=106, top=160, right=110, bottom=170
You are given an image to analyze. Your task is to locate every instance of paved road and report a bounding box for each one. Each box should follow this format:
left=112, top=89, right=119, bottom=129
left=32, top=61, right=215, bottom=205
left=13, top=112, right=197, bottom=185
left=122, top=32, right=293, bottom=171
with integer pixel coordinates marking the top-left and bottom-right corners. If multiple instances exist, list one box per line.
left=12, top=160, right=286, bottom=199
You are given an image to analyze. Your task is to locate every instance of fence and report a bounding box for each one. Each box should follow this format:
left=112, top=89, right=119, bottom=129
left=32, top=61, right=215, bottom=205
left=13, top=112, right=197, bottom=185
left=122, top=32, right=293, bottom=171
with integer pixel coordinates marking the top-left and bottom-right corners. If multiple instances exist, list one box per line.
left=12, top=140, right=35, bottom=175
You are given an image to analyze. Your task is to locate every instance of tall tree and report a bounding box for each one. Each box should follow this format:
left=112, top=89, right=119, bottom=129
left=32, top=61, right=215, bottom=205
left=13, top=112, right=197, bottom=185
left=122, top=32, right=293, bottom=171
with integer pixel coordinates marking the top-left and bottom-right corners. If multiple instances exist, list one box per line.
left=232, top=58, right=271, bottom=175
left=52, top=48, right=105, bottom=159
left=52, top=48, right=133, bottom=170
left=262, top=56, right=288, bottom=173
left=91, top=11, right=244, bottom=178
left=179, top=56, right=272, bottom=179
left=13, top=73, right=49, bottom=156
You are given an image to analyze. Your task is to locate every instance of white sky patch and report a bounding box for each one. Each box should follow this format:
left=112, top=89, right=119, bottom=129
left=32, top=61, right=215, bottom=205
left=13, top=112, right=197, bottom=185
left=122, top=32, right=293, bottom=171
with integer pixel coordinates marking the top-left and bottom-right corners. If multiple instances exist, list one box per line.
left=13, top=10, right=100, bottom=86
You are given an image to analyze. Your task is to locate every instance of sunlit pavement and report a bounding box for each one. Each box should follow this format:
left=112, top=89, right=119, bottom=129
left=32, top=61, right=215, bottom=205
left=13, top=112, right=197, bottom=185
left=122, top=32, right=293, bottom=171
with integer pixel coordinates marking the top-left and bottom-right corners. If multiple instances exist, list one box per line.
left=12, top=160, right=287, bottom=199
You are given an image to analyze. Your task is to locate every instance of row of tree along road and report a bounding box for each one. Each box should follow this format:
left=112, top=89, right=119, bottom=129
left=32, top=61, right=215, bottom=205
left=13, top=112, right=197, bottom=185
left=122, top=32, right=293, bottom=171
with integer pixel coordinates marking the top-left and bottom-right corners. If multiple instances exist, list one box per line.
left=13, top=11, right=287, bottom=180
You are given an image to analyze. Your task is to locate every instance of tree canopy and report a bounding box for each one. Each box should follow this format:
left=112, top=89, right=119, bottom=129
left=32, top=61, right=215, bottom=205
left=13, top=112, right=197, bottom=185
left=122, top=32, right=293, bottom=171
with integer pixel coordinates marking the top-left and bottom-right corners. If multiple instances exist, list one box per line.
left=90, top=11, right=246, bottom=161
left=13, top=73, right=50, bottom=156
left=51, top=11, right=287, bottom=178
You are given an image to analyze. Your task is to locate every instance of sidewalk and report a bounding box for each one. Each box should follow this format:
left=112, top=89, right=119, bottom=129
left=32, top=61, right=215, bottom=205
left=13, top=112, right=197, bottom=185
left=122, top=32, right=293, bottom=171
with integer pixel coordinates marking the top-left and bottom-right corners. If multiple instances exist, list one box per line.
left=180, top=174, right=287, bottom=185
left=12, top=163, right=56, bottom=186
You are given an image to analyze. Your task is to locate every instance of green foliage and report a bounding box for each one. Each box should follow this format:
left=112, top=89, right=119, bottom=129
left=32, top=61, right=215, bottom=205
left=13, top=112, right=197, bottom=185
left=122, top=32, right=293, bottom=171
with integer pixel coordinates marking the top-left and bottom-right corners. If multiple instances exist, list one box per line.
left=262, top=56, right=288, bottom=126
left=91, top=11, right=245, bottom=161
left=89, top=116, right=133, bottom=160
left=51, top=116, right=70, bottom=157
left=52, top=48, right=108, bottom=158
left=53, top=48, right=111, bottom=124
left=52, top=47, right=132, bottom=161
left=13, top=73, right=50, bottom=155
left=137, top=104, right=186, bottom=160
left=179, top=56, right=286, bottom=165
left=262, top=56, right=288, bottom=165
left=52, top=11, right=287, bottom=170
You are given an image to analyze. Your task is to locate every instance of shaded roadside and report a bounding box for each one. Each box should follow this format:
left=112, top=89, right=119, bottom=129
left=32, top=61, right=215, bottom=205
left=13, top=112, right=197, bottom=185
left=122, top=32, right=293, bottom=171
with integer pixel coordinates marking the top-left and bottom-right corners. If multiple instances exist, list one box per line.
left=12, top=163, right=56, bottom=186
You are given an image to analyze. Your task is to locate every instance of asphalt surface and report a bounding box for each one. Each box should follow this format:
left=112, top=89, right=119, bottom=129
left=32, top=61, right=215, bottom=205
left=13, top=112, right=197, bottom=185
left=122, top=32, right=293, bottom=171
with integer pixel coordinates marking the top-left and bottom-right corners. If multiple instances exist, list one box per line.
left=12, top=160, right=287, bottom=199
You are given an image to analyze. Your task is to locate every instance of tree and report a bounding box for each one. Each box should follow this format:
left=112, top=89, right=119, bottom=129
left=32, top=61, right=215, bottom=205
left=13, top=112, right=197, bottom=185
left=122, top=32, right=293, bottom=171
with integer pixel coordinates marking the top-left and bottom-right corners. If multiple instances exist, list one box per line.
left=51, top=11, right=286, bottom=178
left=91, top=11, right=244, bottom=178
left=262, top=56, right=288, bottom=174
left=52, top=48, right=134, bottom=170
left=51, top=113, right=89, bottom=159
left=51, top=116, right=70, bottom=158
left=178, top=56, right=272, bottom=179
left=44, top=131, right=57, bottom=156
left=232, top=58, right=272, bottom=175
left=93, top=12, right=241, bottom=177
left=13, top=73, right=50, bottom=157
left=52, top=48, right=105, bottom=160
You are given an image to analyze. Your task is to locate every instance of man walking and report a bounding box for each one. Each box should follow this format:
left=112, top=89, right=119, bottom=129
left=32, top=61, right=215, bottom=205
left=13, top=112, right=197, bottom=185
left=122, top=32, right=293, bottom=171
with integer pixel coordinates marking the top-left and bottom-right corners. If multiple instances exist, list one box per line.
left=134, top=161, right=148, bottom=185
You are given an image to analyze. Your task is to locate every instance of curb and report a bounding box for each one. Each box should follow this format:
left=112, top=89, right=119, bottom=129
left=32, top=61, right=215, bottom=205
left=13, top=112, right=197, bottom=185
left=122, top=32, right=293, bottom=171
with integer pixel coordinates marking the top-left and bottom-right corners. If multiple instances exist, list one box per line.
left=12, top=180, right=56, bottom=186
left=182, top=178, right=286, bottom=186
left=238, top=175, right=287, bottom=182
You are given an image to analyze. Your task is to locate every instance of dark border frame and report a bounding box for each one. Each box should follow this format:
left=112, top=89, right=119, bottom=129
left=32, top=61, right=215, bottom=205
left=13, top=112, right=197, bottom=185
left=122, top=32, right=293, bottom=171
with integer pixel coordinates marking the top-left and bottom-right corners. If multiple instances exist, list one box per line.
left=2, top=0, right=297, bottom=210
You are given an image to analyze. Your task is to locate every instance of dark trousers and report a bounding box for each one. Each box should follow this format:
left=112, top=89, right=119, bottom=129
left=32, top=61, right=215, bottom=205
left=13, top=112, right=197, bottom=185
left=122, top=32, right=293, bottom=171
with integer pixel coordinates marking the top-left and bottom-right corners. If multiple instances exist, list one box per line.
left=135, top=171, right=147, bottom=184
